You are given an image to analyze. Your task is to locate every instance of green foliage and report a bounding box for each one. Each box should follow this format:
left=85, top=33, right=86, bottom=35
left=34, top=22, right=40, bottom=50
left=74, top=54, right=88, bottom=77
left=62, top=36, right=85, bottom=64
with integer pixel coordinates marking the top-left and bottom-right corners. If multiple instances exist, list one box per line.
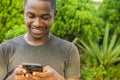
left=97, top=0, right=120, bottom=34
left=1, top=0, right=104, bottom=43
left=1, top=0, right=120, bottom=79
left=81, top=64, right=120, bottom=80
left=4, top=25, right=27, bottom=41
left=0, top=0, right=24, bottom=42
left=51, top=0, right=103, bottom=41
left=73, top=24, right=120, bottom=79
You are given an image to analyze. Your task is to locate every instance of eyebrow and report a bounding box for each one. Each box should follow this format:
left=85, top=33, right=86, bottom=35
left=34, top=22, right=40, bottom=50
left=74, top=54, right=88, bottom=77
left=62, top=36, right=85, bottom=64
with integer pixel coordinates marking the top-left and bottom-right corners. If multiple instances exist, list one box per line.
left=26, top=11, right=35, bottom=15
left=42, top=14, right=51, bottom=16
left=26, top=11, right=51, bottom=18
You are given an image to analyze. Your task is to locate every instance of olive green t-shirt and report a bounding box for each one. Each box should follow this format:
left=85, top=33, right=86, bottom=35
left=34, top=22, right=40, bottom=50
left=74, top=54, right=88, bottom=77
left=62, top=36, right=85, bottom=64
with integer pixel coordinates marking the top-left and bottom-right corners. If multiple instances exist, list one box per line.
left=0, top=34, right=80, bottom=80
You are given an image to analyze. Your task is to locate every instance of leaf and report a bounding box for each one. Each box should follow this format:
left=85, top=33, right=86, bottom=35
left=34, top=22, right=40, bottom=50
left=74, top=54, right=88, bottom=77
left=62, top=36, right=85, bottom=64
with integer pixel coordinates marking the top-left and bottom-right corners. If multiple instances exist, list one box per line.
left=108, top=33, right=117, bottom=53
left=103, top=23, right=109, bottom=53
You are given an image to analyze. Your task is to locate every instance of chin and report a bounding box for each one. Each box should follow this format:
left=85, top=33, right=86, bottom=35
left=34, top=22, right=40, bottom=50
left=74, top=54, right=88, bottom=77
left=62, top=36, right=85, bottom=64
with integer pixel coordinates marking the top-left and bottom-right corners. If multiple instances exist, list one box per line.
left=32, top=32, right=49, bottom=40
left=28, top=28, right=49, bottom=39
left=32, top=34, right=44, bottom=39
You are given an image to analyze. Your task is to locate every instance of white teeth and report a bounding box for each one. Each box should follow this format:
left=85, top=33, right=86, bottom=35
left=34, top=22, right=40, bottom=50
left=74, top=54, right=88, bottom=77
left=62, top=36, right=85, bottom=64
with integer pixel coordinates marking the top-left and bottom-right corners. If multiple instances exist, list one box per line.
left=32, top=28, right=41, bottom=34
left=31, top=26, right=45, bottom=34
left=31, top=26, right=46, bottom=30
left=33, top=29, right=40, bottom=32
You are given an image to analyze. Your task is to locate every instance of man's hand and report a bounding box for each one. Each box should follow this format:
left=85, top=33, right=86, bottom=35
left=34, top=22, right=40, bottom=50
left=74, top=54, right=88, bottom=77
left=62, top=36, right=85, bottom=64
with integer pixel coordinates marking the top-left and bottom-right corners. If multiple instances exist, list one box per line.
left=6, top=65, right=65, bottom=80
left=6, top=65, right=37, bottom=80
left=33, top=65, right=65, bottom=80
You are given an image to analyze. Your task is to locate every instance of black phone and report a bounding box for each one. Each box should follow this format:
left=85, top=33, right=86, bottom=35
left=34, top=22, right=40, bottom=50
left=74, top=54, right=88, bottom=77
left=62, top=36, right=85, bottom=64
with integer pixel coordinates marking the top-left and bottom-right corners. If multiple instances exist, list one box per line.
left=22, top=62, right=43, bottom=74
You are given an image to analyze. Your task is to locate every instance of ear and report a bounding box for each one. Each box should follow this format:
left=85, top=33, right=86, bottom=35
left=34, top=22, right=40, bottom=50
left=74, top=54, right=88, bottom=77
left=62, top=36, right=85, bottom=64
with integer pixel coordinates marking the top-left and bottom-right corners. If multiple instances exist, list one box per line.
left=54, top=9, right=57, bottom=17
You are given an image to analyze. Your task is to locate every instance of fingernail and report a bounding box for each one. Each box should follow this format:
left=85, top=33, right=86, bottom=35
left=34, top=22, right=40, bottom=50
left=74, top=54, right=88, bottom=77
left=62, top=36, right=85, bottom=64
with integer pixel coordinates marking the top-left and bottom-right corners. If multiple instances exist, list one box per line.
left=23, top=69, right=27, bottom=73
left=33, top=72, right=36, bottom=75
left=26, top=74, right=29, bottom=77
left=18, top=65, right=22, bottom=68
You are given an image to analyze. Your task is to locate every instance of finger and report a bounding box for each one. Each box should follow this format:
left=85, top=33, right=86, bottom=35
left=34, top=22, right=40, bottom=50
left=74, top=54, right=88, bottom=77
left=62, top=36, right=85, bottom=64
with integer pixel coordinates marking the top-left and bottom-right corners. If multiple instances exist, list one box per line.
left=15, top=75, right=36, bottom=80
left=18, top=65, right=27, bottom=74
left=44, top=69, right=54, bottom=77
left=33, top=72, right=46, bottom=78
left=32, top=75, right=43, bottom=80
left=33, top=65, right=54, bottom=78
left=14, top=68, right=23, bottom=75
left=14, top=75, right=26, bottom=80
left=34, top=69, right=54, bottom=78
left=32, top=65, right=51, bottom=77
left=18, top=65, right=22, bottom=68
left=14, top=65, right=27, bottom=75
left=44, top=65, right=55, bottom=76
left=43, top=65, right=52, bottom=72
left=20, top=65, right=27, bottom=74
left=25, top=73, right=32, bottom=78
left=25, top=73, right=41, bottom=80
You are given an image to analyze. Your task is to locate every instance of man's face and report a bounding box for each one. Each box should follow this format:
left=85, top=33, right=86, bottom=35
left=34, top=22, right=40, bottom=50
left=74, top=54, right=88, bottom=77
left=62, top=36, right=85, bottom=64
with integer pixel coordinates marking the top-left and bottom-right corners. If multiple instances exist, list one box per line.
left=24, top=0, right=55, bottom=39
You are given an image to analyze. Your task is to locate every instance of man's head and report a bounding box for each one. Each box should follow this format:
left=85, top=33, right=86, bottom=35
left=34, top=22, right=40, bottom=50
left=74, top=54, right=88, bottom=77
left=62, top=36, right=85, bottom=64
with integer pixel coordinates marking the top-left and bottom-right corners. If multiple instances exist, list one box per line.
left=24, top=0, right=56, bottom=10
left=24, top=0, right=57, bottom=40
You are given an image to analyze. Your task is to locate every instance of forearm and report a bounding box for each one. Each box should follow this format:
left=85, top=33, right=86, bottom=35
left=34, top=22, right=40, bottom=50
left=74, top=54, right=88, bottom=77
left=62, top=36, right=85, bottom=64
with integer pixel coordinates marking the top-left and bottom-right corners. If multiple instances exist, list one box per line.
left=4, top=69, right=15, bottom=80
left=5, top=74, right=15, bottom=80
left=66, top=77, right=80, bottom=80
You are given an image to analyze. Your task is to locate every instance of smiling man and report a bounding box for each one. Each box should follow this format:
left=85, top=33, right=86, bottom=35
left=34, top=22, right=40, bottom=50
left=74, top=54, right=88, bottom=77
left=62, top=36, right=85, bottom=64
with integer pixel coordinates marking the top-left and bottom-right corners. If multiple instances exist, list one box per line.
left=0, top=0, right=80, bottom=80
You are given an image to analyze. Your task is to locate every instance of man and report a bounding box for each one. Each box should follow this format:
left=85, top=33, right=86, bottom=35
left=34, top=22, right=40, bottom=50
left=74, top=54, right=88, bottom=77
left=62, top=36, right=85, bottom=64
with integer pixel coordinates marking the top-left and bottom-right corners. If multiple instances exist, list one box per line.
left=0, top=0, right=80, bottom=80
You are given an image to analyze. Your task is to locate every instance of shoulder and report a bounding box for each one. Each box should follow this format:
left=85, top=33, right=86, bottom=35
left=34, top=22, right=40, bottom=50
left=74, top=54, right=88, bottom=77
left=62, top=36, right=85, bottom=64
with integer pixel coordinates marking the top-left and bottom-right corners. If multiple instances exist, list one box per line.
left=0, top=35, right=24, bottom=49
left=50, top=34, right=78, bottom=51
left=0, top=35, right=24, bottom=63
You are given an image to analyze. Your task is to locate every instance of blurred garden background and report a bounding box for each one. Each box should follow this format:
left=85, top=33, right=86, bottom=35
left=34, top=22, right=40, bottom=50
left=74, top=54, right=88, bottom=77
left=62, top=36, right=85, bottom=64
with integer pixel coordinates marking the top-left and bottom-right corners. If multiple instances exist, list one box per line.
left=0, top=0, right=120, bottom=79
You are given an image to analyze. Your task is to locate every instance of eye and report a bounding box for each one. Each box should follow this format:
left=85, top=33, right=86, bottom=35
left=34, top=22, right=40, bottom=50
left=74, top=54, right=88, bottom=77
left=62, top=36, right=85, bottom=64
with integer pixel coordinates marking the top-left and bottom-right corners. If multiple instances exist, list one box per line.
left=26, top=13, right=35, bottom=19
left=42, top=14, right=52, bottom=20
left=28, top=14, right=35, bottom=18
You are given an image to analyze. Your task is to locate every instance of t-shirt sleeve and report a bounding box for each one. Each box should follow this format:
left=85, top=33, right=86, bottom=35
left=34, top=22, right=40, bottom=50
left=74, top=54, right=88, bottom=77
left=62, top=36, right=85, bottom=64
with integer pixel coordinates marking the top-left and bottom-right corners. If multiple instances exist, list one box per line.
left=0, top=44, right=8, bottom=80
left=65, top=44, right=80, bottom=79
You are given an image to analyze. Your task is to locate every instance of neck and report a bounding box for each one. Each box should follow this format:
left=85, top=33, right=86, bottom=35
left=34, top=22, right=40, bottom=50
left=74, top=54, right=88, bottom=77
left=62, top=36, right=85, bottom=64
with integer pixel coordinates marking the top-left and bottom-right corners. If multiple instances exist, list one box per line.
left=24, top=33, right=50, bottom=46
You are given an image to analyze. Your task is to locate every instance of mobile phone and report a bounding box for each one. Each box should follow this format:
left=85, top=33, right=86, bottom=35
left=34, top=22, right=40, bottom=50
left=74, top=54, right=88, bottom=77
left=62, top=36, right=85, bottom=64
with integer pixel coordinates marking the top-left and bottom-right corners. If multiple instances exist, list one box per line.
left=22, top=62, right=43, bottom=74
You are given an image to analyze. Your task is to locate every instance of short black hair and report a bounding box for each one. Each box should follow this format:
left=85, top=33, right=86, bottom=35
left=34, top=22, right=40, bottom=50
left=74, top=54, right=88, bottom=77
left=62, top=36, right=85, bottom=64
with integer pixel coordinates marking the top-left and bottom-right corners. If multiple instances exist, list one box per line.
left=24, top=0, right=56, bottom=10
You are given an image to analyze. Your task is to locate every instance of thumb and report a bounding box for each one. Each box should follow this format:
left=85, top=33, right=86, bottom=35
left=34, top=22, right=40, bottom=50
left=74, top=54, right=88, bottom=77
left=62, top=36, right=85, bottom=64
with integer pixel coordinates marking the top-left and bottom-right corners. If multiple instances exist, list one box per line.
left=14, top=65, right=26, bottom=75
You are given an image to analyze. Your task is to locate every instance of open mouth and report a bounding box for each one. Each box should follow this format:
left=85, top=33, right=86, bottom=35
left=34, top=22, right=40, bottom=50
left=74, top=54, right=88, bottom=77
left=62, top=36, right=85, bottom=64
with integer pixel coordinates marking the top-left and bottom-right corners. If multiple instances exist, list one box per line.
left=31, top=26, right=46, bottom=35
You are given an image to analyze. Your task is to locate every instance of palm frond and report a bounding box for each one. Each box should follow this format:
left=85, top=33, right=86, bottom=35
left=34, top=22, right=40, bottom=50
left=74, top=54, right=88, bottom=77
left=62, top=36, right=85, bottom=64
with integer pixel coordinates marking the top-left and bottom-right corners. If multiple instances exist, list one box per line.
left=72, top=24, right=120, bottom=67
left=103, top=24, right=109, bottom=53
left=108, top=33, right=117, bottom=53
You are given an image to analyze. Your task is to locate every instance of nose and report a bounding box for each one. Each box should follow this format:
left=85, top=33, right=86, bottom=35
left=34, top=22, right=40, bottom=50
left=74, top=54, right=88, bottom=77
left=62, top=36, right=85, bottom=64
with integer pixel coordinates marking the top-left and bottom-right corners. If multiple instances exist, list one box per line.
left=33, top=18, right=43, bottom=27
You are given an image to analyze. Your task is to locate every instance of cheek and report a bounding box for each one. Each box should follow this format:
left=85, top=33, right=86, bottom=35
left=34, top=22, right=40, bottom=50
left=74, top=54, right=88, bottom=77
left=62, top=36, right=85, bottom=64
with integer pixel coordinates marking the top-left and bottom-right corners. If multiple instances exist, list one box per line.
left=47, top=19, right=54, bottom=27
left=42, top=20, right=53, bottom=28
left=46, top=21, right=52, bottom=27
left=25, top=18, right=32, bottom=27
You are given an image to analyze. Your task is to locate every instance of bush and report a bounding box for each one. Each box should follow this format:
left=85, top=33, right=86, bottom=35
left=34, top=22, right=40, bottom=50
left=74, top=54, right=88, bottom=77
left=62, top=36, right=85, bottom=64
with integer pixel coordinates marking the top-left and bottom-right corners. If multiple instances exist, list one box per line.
left=81, top=64, right=120, bottom=80
left=4, top=24, right=27, bottom=41
left=51, top=0, right=103, bottom=42
left=73, top=24, right=120, bottom=79
left=97, top=0, right=120, bottom=34
left=0, top=0, right=24, bottom=42
left=1, top=0, right=103, bottom=42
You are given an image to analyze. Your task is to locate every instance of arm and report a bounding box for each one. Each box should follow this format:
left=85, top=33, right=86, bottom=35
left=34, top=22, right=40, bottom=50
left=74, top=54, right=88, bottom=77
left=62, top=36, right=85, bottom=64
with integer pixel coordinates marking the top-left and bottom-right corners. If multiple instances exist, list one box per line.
left=6, top=65, right=65, bottom=80
left=33, top=65, right=65, bottom=80
left=67, top=78, right=79, bottom=80
left=5, top=73, right=15, bottom=80
left=6, top=65, right=36, bottom=80
left=0, top=44, right=8, bottom=80
left=3, top=69, right=15, bottom=80
left=65, top=44, right=80, bottom=80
